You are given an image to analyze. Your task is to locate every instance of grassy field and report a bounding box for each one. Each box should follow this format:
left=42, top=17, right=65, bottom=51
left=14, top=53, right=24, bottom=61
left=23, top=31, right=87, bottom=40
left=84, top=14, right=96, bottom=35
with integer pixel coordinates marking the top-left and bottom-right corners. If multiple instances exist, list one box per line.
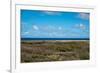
left=21, top=40, right=89, bottom=63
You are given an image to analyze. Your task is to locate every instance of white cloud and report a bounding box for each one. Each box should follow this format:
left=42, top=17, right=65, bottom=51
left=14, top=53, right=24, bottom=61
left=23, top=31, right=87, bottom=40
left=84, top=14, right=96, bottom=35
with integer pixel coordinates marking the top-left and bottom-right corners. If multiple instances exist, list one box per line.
left=78, top=13, right=89, bottom=20
left=79, top=24, right=86, bottom=30
left=21, top=31, right=30, bottom=36
left=43, top=11, right=61, bottom=15
left=75, top=24, right=86, bottom=30
left=74, top=23, right=89, bottom=34
left=25, top=31, right=29, bottom=34
left=58, top=27, right=62, bottom=30
left=48, top=32, right=64, bottom=37
left=21, top=22, right=28, bottom=25
left=32, top=25, right=39, bottom=30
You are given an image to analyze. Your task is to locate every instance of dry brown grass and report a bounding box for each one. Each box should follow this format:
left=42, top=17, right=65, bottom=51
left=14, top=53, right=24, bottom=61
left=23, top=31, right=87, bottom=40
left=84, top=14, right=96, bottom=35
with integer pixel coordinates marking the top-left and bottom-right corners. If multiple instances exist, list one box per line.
left=21, top=40, right=89, bottom=63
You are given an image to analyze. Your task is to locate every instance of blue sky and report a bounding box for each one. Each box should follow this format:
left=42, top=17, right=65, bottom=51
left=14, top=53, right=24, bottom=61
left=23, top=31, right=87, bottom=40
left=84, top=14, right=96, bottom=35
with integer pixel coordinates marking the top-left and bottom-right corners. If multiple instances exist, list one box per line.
left=21, top=9, right=90, bottom=38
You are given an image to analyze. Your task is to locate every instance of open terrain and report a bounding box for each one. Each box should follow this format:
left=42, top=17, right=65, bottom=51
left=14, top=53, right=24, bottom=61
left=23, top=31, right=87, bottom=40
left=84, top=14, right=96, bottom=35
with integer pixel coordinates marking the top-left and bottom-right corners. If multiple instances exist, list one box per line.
left=21, top=40, right=89, bottom=63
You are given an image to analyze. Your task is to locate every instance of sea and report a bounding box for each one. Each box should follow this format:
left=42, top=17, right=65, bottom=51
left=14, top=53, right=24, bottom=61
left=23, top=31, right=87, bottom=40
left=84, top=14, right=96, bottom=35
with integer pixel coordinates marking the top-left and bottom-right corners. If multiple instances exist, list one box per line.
left=21, top=38, right=89, bottom=40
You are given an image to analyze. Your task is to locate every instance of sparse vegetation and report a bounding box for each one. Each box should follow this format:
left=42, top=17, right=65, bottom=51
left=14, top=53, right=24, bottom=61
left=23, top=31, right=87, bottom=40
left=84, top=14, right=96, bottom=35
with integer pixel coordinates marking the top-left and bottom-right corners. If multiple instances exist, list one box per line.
left=21, top=40, right=89, bottom=63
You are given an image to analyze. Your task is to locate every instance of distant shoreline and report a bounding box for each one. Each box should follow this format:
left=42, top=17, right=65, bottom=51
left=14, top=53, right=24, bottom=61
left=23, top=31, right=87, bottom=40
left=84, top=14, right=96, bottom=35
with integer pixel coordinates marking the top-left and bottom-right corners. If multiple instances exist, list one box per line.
left=21, top=40, right=89, bottom=43
left=21, top=38, right=89, bottom=41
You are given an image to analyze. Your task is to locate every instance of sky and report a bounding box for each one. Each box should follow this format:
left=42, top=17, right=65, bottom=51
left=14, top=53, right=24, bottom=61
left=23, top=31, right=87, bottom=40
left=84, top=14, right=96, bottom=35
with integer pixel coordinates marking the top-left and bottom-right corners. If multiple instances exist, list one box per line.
left=21, top=9, right=90, bottom=38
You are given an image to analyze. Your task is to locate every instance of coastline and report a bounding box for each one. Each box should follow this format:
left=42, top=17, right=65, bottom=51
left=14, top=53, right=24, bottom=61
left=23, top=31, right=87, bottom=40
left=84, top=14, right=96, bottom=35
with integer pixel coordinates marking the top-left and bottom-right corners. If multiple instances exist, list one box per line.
left=21, top=40, right=89, bottom=42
